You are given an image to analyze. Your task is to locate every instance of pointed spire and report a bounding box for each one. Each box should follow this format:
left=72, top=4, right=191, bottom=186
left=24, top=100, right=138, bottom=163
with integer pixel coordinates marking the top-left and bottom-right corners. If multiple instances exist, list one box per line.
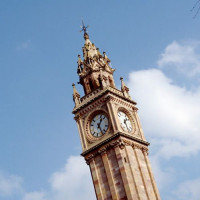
left=72, top=83, right=81, bottom=106
left=120, top=77, right=131, bottom=99
left=80, top=21, right=88, bottom=33
left=77, top=55, right=83, bottom=74
left=84, top=32, right=89, bottom=40
left=80, top=20, right=89, bottom=38
left=77, top=24, right=116, bottom=95
left=82, top=35, right=98, bottom=64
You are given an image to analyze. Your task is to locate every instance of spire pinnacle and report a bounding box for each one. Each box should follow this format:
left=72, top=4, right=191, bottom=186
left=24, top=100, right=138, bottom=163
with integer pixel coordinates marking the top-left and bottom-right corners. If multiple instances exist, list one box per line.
left=120, top=77, right=131, bottom=99
left=80, top=20, right=89, bottom=39
left=72, top=83, right=80, bottom=96
left=72, top=83, right=81, bottom=106
left=120, top=77, right=126, bottom=90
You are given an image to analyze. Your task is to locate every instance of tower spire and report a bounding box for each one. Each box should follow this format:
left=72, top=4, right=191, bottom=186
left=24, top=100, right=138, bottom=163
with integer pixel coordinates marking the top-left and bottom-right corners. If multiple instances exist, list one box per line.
left=76, top=25, right=115, bottom=95
left=80, top=20, right=89, bottom=40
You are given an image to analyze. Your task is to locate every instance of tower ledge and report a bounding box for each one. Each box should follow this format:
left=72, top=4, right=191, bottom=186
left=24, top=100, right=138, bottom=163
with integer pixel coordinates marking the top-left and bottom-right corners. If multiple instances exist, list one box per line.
left=72, top=86, right=136, bottom=114
left=81, top=131, right=150, bottom=158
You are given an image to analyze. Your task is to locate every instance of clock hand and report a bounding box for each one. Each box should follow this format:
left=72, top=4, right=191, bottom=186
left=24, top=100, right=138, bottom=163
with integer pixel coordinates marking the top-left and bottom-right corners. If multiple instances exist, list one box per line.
left=100, top=115, right=103, bottom=122
left=97, top=119, right=102, bottom=130
left=99, top=126, right=104, bottom=135
left=97, top=118, right=104, bottom=135
left=124, top=119, right=129, bottom=130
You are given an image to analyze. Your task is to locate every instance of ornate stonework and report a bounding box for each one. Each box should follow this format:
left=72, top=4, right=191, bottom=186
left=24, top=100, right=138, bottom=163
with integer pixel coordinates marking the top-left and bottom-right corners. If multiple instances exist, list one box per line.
left=72, top=30, right=160, bottom=200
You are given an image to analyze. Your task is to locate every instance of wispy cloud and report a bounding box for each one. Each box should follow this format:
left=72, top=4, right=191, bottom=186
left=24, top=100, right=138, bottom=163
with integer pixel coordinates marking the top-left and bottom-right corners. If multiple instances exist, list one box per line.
left=23, top=191, right=47, bottom=200
left=0, top=156, right=95, bottom=200
left=49, top=156, right=95, bottom=200
left=16, top=41, right=31, bottom=51
left=0, top=172, right=23, bottom=197
left=173, top=178, right=200, bottom=200
left=158, top=41, right=200, bottom=77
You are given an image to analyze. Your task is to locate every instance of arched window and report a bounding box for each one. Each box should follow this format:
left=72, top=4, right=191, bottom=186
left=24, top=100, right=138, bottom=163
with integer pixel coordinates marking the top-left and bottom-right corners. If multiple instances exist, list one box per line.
left=89, top=78, right=94, bottom=91
left=98, top=75, right=102, bottom=87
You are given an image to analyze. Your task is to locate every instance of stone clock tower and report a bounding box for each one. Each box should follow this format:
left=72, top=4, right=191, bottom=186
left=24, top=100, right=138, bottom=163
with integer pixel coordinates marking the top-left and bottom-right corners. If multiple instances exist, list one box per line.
left=72, top=28, right=160, bottom=200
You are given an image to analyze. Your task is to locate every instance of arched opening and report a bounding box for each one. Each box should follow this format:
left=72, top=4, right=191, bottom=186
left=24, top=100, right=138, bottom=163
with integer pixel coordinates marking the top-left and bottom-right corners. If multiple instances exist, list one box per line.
left=108, top=76, right=114, bottom=88
left=89, top=78, right=94, bottom=91
left=98, top=75, right=102, bottom=88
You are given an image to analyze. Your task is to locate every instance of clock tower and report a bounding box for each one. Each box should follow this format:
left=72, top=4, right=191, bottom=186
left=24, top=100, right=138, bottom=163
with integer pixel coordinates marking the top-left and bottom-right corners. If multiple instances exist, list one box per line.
left=72, top=28, right=160, bottom=200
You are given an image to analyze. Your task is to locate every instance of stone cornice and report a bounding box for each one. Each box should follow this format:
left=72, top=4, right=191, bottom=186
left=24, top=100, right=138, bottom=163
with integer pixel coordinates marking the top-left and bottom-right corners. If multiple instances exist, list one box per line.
left=81, top=132, right=149, bottom=157
left=72, top=87, right=137, bottom=114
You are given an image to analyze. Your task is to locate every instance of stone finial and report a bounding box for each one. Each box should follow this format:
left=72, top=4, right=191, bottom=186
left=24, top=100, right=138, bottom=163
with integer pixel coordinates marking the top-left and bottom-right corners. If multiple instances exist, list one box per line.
left=120, top=77, right=131, bottom=99
left=96, top=48, right=102, bottom=60
left=77, top=55, right=83, bottom=74
left=72, top=83, right=81, bottom=106
left=120, top=77, right=126, bottom=90
left=77, top=54, right=82, bottom=64
left=103, top=52, right=110, bottom=63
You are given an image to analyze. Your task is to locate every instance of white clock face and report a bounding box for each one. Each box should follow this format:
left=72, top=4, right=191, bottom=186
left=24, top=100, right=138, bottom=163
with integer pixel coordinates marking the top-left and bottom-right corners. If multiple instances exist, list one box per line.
left=90, top=114, right=109, bottom=137
left=117, top=111, right=133, bottom=133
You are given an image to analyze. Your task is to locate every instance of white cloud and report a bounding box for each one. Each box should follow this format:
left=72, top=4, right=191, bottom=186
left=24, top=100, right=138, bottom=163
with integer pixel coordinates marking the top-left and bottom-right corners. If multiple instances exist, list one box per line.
left=0, top=156, right=95, bottom=200
left=128, top=69, right=200, bottom=159
left=127, top=40, right=200, bottom=195
left=0, top=172, right=23, bottom=197
left=173, top=178, right=200, bottom=200
left=49, top=156, right=95, bottom=200
left=23, top=191, right=47, bottom=200
left=158, top=41, right=200, bottom=77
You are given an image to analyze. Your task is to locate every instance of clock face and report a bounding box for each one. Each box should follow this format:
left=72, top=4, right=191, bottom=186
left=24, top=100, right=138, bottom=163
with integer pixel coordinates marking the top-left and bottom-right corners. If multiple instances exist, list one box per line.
left=117, top=111, right=133, bottom=133
left=90, top=114, right=109, bottom=137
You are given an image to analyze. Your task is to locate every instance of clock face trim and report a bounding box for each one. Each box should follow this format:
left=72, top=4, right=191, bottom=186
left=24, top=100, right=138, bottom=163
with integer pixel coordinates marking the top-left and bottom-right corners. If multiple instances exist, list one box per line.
left=117, top=108, right=136, bottom=134
left=85, top=110, right=110, bottom=141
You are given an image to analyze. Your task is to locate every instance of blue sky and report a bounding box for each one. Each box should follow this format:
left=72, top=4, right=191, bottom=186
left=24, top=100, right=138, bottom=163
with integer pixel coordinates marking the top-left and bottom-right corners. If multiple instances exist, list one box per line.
left=0, top=1, right=200, bottom=199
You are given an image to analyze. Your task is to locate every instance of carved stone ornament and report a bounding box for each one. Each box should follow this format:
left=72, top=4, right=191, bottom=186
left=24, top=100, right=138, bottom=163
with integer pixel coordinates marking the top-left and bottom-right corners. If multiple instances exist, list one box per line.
left=84, top=137, right=148, bottom=164
left=98, top=147, right=107, bottom=155
left=79, top=95, right=109, bottom=116
left=74, top=115, right=80, bottom=122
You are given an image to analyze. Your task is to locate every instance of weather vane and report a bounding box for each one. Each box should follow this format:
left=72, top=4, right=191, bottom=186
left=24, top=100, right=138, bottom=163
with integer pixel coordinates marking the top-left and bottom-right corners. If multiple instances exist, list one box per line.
left=80, top=19, right=89, bottom=34
left=191, top=0, right=200, bottom=18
